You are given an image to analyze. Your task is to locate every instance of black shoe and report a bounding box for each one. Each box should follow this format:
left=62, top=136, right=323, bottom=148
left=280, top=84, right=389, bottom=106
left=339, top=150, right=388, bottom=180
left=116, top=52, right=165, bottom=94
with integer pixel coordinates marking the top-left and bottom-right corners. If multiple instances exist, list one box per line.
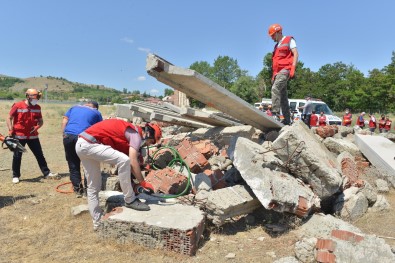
left=125, top=198, right=150, bottom=211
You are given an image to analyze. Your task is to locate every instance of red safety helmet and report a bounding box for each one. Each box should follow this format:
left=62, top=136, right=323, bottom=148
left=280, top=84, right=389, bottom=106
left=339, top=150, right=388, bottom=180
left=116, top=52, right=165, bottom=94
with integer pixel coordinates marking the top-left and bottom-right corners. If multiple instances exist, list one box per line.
left=25, top=88, right=42, bottom=99
left=268, top=23, right=282, bottom=36
left=145, top=123, right=162, bottom=144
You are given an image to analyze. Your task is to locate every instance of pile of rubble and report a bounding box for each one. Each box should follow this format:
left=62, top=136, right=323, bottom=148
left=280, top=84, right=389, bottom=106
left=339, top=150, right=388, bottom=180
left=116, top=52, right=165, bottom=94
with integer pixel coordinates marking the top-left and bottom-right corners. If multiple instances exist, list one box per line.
left=72, top=119, right=395, bottom=262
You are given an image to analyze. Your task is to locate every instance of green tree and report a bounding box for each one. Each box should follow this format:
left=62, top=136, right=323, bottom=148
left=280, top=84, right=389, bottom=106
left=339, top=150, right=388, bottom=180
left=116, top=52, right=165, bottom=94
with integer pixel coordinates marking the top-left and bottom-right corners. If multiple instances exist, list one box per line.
left=189, top=61, right=213, bottom=79
left=230, top=76, right=258, bottom=103
left=164, top=88, right=174, bottom=96
left=212, top=56, right=245, bottom=90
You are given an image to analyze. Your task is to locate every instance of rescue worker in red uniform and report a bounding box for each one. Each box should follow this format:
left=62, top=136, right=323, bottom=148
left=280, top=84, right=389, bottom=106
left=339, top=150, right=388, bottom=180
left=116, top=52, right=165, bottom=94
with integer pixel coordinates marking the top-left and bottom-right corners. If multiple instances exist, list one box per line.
left=378, top=114, right=386, bottom=133
left=368, top=113, right=377, bottom=135
left=6, top=88, right=59, bottom=184
left=310, top=110, right=318, bottom=127
left=75, top=119, right=162, bottom=230
left=318, top=111, right=327, bottom=126
left=342, top=108, right=353, bottom=127
left=384, top=116, right=392, bottom=132
left=266, top=104, right=273, bottom=116
left=268, top=23, right=298, bottom=125
left=356, top=112, right=366, bottom=128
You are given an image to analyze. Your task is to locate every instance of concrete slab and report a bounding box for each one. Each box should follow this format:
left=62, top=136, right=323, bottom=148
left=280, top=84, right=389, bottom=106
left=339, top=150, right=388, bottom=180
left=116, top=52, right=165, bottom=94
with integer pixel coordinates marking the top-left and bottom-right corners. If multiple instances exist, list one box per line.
left=146, top=53, right=283, bottom=131
left=354, top=134, right=395, bottom=181
left=98, top=203, right=205, bottom=255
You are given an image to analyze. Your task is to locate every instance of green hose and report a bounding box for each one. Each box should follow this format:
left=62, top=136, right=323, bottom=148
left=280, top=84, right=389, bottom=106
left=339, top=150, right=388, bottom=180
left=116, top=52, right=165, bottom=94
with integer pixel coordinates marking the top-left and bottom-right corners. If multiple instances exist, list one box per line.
left=147, top=145, right=192, bottom=199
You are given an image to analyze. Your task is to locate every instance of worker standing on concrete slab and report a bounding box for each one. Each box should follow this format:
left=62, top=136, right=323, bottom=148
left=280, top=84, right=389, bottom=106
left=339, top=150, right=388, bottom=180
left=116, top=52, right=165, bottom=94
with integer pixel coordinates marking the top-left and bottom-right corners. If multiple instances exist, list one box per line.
left=268, top=23, right=298, bottom=125
left=75, top=119, right=162, bottom=230
left=61, top=101, right=103, bottom=198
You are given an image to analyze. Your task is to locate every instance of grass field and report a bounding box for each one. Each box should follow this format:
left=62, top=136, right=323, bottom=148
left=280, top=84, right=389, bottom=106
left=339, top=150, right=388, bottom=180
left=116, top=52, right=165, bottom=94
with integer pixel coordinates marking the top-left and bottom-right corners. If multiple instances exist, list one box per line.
left=0, top=101, right=394, bottom=263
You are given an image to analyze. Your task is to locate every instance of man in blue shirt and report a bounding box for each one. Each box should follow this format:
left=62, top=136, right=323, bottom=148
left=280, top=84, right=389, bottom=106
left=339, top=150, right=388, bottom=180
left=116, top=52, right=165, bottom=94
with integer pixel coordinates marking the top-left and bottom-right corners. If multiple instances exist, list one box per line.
left=61, top=101, right=103, bottom=197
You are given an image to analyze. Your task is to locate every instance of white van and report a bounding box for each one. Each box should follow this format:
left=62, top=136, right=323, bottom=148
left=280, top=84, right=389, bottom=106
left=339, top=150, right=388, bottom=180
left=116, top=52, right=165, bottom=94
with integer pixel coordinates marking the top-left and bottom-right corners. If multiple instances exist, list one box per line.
left=257, top=98, right=342, bottom=125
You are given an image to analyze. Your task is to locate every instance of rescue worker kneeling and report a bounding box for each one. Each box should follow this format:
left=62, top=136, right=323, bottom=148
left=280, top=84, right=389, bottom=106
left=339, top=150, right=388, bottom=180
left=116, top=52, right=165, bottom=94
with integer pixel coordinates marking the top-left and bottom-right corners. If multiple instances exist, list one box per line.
left=76, top=119, right=162, bottom=230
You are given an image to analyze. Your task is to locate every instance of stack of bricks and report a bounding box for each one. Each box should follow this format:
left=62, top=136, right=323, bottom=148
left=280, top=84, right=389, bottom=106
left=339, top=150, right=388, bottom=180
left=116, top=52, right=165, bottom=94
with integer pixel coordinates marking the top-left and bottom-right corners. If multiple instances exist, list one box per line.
left=176, top=138, right=210, bottom=173
left=145, top=167, right=188, bottom=195
left=340, top=155, right=364, bottom=189
left=316, top=125, right=338, bottom=139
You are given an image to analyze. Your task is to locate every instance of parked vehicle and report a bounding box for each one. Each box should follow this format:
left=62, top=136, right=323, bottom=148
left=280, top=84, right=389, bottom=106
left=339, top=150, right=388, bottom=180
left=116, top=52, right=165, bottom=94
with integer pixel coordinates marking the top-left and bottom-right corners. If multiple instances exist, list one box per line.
left=255, top=98, right=342, bottom=125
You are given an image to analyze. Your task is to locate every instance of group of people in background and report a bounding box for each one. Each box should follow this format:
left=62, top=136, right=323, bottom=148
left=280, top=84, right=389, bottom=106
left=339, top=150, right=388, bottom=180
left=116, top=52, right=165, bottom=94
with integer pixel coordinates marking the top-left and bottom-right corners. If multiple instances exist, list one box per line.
left=353, top=111, right=392, bottom=134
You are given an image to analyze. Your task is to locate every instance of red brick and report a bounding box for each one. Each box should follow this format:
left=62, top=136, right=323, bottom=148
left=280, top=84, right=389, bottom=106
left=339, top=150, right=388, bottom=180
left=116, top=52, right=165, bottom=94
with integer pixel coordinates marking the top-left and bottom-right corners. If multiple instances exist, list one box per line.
left=340, top=157, right=360, bottom=189
left=295, top=196, right=309, bottom=217
left=316, top=250, right=336, bottom=263
left=191, top=140, right=219, bottom=159
left=203, top=169, right=227, bottom=190
left=316, top=239, right=336, bottom=252
left=331, top=229, right=364, bottom=243
left=176, top=138, right=209, bottom=173
left=145, top=167, right=189, bottom=195
left=316, top=125, right=337, bottom=138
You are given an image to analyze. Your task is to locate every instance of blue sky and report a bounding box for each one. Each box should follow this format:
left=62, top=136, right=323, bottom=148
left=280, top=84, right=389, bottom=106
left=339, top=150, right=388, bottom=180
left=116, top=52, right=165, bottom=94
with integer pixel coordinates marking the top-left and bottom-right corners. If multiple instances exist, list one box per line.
left=0, top=1, right=394, bottom=96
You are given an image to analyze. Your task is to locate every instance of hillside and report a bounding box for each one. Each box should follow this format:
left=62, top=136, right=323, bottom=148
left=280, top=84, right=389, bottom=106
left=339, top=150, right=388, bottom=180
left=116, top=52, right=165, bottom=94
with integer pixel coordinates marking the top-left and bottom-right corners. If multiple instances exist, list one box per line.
left=0, top=75, right=123, bottom=102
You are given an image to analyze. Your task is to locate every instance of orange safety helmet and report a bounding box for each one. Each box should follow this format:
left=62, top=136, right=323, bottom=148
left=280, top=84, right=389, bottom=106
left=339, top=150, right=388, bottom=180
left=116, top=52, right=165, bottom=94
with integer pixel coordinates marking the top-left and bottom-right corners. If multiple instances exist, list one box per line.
left=25, top=88, right=42, bottom=99
left=268, top=23, right=282, bottom=36
left=145, top=123, right=162, bottom=144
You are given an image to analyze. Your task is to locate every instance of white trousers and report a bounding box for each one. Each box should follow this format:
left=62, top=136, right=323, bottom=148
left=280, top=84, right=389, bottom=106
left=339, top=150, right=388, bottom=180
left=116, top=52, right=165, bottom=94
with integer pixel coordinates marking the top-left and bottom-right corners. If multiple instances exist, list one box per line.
left=75, top=138, right=135, bottom=227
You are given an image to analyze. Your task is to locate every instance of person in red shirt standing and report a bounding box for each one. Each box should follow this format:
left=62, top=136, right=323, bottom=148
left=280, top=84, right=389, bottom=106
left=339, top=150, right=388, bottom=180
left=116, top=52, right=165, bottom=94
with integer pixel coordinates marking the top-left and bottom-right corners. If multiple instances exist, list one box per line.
left=318, top=111, right=327, bottom=126
left=268, top=23, right=298, bottom=125
left=310, top=110, right=318, bottom=127
left=384, top=116, right=392, bottom=132
left=378, top=114, right=386, bottom=133
left=6, top=88, right=59, bottom=184
left=356, top=112, right=366, bottom=128
left=342, top=108, right=353, bottom=126
left=368, top=113, right=377, bottom=135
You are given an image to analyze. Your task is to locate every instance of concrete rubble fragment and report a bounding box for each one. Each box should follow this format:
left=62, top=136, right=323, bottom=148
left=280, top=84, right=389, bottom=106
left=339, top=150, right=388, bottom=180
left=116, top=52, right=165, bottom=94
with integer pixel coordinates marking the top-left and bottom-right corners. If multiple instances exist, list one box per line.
left=230, top=136, right=320, bottom=217
left=272, top=121, right=343, bottom=199
left=296, top=214, right=395, bottom=262
left=323, top=136, right=361, bottom=156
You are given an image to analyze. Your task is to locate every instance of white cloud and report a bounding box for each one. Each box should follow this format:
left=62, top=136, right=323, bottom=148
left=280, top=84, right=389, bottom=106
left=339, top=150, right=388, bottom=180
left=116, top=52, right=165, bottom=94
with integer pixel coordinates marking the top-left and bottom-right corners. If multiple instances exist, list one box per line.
left=138, top=47, right=151, bottom=53
left=121, top=37, right=134, bottom=44
left=150, top=89, right=159, bottom=94
left=137, top=76, right=146, bottom=81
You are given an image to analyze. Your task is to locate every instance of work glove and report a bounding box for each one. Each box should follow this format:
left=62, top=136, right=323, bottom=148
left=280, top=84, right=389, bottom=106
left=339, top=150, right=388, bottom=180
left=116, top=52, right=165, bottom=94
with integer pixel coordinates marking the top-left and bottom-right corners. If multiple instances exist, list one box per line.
left=134, top=180, right=155, bottom=194
left=290, top=65, right=296, bottom=79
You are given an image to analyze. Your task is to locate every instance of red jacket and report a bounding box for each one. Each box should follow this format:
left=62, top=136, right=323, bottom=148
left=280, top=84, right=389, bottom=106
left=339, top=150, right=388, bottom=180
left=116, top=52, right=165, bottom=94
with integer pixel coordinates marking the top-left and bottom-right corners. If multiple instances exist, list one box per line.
left=378, top=118, right=386, bottom=129
left=9, top=100, right=42, bottom=139
left=385, top=120, right=392, bottom=131
left=356, top=116, right=365, bottom=128
left=272, top=36, right=294, bottom=79
left=310, top=114, right=318, bottom=127
left=84, top=119, right=143, bottom=155
left=318, top=115, right=327, bottom=126
left=343, top=113, right=352, bottom=126
left=368, top=117, right=377, bottom=128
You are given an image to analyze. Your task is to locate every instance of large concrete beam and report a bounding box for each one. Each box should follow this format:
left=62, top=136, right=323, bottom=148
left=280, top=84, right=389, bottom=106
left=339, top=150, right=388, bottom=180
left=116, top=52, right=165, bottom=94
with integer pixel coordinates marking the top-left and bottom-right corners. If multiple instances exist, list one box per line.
left=146, top=53, right=283, bottom=132
left=354, top=134, right=395, bottom=186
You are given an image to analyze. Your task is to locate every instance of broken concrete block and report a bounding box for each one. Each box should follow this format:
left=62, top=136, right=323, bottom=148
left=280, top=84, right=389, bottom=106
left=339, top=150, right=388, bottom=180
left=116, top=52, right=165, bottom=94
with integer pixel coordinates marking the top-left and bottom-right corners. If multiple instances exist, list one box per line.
left=102, top=175, right=121, bottom=191
left=98, top=204, right=205, bottom=256
left=203, top=169, right=227, bottom=190
left=272, top=121, right=342, bottom=199
left=324, top=137, right=361, bottom=156
left=273, top=257, right=299, bottom=263
left=145, top=167, right=189, bottom=195
left=297, top=214, right=395, bottom=262
left=369, top=195, right=391, bottom=212
left=294, top=237, right=317, bottom=263
left=71, top=204, right=89, bottom=216
left=360, top=181, right=377, bottom=206
left=333, top=187, right=368, bottom=221
left=231, top=136, right=320, bottom=217
left=193, top=172, right=212, bottom=192
left=205, top=185, right=261, bottom=226
left=375, top=179, right=390, bottom=193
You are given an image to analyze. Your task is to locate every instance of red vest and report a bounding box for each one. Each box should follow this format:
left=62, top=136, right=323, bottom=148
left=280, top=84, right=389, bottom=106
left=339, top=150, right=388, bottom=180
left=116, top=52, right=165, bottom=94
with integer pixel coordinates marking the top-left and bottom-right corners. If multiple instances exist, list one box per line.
left=318, top=115, right=327, bottom=126
left=378, top=118, right=386, bottom=129
left=266, top=109, right=273, bottom=116
left=385, top=120, right=392, bottom=130
left=343, top=113, right=352, bottom=126
left=369, top=118, right=377, bottom=128
left=84, top=119, right=143, bottom=155
left=356, top=116, right=365, bottom=128
left=310, top=114, right=318, bottom=127
left=272, top=36, right=294, bottom=78
left=9, top=100, right=42, bottom=139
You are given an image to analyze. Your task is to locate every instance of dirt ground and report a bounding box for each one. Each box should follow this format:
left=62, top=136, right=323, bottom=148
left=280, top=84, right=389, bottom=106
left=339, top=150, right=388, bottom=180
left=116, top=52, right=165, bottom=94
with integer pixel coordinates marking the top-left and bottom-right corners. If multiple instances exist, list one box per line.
left=0, top=101, right=394, bottom=263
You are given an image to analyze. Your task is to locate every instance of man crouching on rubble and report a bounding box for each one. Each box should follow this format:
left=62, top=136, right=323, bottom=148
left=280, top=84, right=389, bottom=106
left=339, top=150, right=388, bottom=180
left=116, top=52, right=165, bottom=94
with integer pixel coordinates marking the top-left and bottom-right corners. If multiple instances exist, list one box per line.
left=76, top=118, right=162, bottom=230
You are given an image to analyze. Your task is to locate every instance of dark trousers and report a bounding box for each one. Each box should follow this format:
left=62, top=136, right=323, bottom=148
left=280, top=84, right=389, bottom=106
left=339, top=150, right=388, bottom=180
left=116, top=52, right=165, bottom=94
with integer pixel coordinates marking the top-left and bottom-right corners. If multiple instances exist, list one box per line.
left=63, top=134, right=86, bottom=192
left=304, top=114, right=312, bottom=129
left=12, top=138, right=50, bottom=178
